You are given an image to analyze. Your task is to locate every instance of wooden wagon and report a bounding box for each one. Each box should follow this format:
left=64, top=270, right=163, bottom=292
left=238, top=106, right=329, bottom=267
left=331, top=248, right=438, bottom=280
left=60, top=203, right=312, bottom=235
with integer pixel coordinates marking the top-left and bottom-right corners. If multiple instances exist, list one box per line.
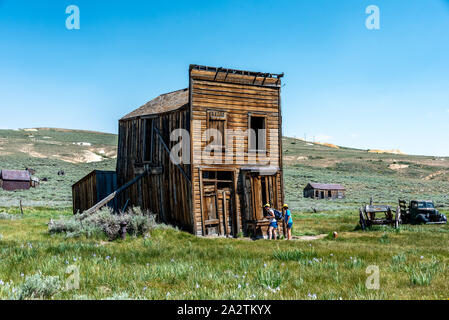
left=359, top=199, right=400, bottom=230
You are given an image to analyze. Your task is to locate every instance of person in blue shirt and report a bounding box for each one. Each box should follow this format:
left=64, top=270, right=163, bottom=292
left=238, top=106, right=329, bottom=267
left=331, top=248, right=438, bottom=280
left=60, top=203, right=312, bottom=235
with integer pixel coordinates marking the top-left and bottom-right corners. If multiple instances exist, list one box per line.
left=282, top=204, right=293, bottom=240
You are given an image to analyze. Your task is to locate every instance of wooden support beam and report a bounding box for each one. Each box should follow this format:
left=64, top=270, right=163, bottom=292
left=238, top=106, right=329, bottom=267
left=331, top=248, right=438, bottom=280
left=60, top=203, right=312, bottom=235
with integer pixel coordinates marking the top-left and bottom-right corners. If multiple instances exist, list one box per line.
left=199, top=168, right=205, bottom=236
left=153, top=126, right=191, bottom=184
left=222, top=190, right=229, bottom=236
left=215, top=185, right=224, bottom=236
left=81, top=169, right=149, bottom=218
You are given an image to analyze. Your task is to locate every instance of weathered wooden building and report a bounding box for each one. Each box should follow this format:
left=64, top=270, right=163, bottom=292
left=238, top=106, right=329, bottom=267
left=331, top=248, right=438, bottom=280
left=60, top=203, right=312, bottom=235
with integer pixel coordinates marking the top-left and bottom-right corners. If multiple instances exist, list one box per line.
left=303, top=183, right=345, bottom=200
left=72, top=170, right=117, bottom=214
left=0, top=170, right=31, bottom=191
left=74, top=64, right=285, bottom=238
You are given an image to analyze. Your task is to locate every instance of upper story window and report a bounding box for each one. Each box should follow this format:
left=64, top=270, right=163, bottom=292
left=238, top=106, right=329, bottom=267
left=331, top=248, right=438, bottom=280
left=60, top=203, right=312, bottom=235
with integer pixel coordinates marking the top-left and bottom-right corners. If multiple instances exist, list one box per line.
left=248, top=114, right=267, bottom=153
left=206, top=110, right=227, bottom=151
left=142, top=118, right=154, bottom=163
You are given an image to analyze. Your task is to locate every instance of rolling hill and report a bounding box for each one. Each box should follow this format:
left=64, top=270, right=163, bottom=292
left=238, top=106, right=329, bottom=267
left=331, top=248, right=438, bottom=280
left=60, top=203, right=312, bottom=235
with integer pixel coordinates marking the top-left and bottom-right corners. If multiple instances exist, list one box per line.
left=0, top=128, right=117, bottom=207
left=0, top=128, right=448, bottom=210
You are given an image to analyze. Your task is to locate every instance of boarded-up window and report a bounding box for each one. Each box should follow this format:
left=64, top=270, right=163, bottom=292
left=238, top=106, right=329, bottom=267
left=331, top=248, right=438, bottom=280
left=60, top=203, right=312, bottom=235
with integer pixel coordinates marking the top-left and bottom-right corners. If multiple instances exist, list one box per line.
left=142, top=118, right=153, bottom=162
left=249, top=115, right=266, bottom=152
left=207, top=111, right=227, bottom=150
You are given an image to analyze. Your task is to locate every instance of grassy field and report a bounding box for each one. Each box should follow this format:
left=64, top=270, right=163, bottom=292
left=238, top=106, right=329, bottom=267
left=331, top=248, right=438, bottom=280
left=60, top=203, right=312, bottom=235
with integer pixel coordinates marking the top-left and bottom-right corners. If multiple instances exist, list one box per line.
left=0, top=129, right=448, bottom=299
left=0, top=207, right=448, bottom=299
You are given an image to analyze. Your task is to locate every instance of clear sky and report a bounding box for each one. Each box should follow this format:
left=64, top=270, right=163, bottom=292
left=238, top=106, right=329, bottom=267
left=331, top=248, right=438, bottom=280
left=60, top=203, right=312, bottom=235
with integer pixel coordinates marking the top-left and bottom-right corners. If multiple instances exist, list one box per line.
left=1, top=0, right=448, bottom=156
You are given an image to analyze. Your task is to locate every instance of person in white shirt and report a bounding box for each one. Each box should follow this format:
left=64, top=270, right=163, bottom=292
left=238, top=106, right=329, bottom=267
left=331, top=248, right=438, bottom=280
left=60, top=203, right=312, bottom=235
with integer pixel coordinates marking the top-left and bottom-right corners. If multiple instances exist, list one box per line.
left=264, top=203, right=277, bottom=240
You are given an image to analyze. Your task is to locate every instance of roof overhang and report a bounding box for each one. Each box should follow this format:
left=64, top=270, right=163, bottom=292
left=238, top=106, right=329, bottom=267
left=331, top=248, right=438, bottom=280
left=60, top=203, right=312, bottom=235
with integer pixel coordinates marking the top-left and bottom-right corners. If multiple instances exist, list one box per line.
left=240, top=166, right=280, bottom=176
left=190, top=64, right=284, bottom=88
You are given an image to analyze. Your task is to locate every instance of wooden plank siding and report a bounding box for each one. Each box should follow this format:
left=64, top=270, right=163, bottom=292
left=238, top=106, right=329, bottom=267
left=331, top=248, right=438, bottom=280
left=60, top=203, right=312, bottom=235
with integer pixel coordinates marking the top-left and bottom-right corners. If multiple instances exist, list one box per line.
left=189, top=67, right=284, bottom=237
left=116, top=106, right=193, bottom=232
left=72, top=171, right=97, bottom=214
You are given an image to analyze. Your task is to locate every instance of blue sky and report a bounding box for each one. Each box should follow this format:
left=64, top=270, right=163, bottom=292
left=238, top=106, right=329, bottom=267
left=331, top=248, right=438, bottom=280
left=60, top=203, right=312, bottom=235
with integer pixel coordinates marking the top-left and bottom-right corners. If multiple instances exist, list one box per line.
left=1, top=0, right=448, bottom=156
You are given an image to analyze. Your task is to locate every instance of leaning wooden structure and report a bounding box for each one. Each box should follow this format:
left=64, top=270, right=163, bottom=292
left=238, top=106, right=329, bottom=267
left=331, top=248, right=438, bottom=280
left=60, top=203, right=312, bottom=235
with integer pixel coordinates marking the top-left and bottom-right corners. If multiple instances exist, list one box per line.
left=74, top=64, right=285, bottom=238
left=72, top=170, right=117, bottom=214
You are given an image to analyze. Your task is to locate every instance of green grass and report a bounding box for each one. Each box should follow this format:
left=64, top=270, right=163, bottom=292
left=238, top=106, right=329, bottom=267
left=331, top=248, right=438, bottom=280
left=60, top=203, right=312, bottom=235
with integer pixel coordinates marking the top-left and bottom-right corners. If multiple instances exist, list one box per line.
left=1, top=131, right=449, bottom=299
left=0, top=207, right=448, bottom=300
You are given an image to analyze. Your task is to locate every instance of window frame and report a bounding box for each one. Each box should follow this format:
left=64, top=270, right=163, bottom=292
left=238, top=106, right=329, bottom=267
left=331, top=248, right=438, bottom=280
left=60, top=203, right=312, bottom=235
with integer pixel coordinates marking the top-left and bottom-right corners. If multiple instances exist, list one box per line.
left=141, top=116, right=156, bottom=164
left=248, top=112, right=268, bottom=154
left=206, top=109, right=227, bottom=153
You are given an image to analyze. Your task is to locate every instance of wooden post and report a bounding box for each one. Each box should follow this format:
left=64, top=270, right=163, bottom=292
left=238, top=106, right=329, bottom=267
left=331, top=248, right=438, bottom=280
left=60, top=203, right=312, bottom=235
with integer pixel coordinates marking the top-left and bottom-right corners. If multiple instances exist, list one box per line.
left=198, top=168, right=205, bottom=236
left=233, top=169, right=239, bottom=237
left=215, top=185, right=224, bottom=236
left=20, top=200, right=23, bottom=216
left=119, top=221, right=128, bottom=240
left=222, top=190, right=228, bottom=236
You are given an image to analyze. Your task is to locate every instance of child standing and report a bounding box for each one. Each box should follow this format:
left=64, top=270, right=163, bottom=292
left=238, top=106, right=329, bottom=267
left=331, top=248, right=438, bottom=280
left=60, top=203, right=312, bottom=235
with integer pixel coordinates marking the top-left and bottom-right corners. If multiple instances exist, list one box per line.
left=264, top=204, right=277, bottom=240
left=283, top=204, right=293, bottom=240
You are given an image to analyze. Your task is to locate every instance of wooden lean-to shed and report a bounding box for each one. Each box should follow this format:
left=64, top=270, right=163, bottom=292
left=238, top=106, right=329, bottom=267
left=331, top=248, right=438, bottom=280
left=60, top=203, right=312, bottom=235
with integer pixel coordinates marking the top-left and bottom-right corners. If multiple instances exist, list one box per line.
left=0, top=170, right=31, bottom=191
left=72, top=170, right=117, bottom=214
left=303, top=183, right=346, bottom=200
left=75, top=64, right=285, bottom=238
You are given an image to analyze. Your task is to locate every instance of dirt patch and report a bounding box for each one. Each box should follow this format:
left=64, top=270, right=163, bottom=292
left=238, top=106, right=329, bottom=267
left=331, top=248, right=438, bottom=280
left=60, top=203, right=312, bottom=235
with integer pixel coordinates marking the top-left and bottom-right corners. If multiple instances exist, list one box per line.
left=424, top=170, right=445, bottom=180
left=0, top=147, right=12, bottom=156
left=19, top=144, right=48, bottom=159
left=292, top=234, right=327, bottom=241
left=55, top=150, right=104, bottom=164
left=73, top=142, right=92, bottom=147
left=389, top=164, right=409, bottom=170
left=369, top=149, right=405, bottom=155
left=315, top=142, right=339, bottom=149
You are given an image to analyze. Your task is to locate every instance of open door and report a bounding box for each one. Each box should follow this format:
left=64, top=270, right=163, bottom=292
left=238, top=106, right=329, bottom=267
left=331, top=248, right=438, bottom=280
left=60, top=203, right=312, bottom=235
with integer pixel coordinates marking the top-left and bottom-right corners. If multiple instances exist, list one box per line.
left=203, top=185, right=219, bottom=235
left=242, top=170, right=282, bottom=237
left=201, top=170, right=235, bottom=236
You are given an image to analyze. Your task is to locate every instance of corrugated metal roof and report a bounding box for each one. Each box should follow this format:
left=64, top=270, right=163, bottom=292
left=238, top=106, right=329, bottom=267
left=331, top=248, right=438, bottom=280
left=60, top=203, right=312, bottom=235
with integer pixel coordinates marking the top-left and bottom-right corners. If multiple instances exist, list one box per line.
left=307, top=183, right=345, bottom=190
left=121, top=88, right=189, bottom=120
left=0, top=170, right=31, bottom=181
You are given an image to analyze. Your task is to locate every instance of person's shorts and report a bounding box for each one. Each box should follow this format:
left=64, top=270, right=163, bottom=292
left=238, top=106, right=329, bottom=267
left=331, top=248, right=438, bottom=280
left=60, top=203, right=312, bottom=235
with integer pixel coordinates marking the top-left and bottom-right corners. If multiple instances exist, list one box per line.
left=287, top=222, right=293, bottom=229
left=270, top=221, right=278, bottom=228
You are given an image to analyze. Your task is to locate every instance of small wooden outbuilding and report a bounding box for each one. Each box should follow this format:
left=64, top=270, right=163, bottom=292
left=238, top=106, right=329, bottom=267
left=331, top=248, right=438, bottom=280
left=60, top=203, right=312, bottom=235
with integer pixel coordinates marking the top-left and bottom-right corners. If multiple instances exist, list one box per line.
left=0, top=170, right=31, bottom=191
left=72, top=170, right=117, bottom=214
left=303, top=183, right=345, bottom=199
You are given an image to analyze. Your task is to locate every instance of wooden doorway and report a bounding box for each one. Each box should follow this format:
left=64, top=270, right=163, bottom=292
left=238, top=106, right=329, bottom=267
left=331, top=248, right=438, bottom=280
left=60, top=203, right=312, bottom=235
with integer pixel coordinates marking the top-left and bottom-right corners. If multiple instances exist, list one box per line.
left=251, top=174, right=278, bottom=220
left=201, top=170, right=235, bottom=236
left=242, top=171, right=281, bottom=237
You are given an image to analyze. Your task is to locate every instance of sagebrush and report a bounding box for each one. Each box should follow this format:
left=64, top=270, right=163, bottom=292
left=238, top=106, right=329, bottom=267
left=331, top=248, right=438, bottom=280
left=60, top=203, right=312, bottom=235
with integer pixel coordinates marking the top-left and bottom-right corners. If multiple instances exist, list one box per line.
left=48, top=207, right=167, bottom=240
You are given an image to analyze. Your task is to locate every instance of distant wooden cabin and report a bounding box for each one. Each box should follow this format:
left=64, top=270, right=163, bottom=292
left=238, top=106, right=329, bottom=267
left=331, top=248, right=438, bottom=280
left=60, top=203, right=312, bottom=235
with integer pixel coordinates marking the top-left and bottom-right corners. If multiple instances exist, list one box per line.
left=72, top=170, right=117, bottom=214
left=0, top=170, right=31, bottom=191
left=303, top=183, right=345, bottom=200
left=74, top=64, right=285, bottom=238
